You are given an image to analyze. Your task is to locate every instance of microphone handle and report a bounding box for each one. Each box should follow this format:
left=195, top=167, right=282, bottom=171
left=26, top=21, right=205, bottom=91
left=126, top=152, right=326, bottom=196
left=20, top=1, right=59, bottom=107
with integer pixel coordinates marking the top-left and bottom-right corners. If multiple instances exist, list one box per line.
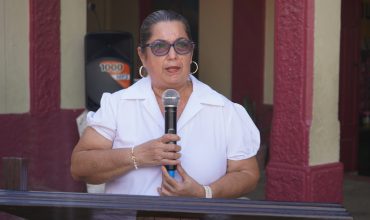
left=165, top=107, right=177, bottom=177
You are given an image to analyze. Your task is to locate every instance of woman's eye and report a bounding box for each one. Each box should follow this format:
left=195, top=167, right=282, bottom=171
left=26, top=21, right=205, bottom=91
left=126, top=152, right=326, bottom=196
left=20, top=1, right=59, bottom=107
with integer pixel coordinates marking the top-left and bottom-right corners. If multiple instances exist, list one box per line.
left=155, top=42, right=167, bottom=49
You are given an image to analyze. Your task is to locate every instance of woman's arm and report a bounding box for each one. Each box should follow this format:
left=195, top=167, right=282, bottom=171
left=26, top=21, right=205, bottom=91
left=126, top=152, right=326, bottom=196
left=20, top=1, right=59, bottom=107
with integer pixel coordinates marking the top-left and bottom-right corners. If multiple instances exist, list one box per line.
left=71, top=127, right=182, bottom=184
left=158, top=156, right=260, bottom=198
left=210, top=156, right=260, bottom=198
left=70, top=127, right=133, bottom=184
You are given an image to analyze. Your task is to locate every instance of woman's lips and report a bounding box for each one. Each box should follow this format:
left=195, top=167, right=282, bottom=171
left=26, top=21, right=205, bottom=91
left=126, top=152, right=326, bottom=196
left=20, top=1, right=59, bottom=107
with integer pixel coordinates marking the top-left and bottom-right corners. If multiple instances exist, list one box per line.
left=165, top=66, right=181, bottom=73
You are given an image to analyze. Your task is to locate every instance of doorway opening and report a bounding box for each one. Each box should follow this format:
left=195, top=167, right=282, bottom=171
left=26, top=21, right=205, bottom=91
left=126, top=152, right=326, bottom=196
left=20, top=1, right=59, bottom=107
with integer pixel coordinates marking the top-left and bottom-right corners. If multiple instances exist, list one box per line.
left=340, top=0, right=370, bottom=175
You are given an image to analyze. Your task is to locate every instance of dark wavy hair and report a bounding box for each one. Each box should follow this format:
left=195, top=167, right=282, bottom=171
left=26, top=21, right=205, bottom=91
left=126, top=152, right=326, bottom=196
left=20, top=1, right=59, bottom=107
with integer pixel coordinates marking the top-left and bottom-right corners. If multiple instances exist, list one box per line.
left=139, top=10, right=192, bottom=49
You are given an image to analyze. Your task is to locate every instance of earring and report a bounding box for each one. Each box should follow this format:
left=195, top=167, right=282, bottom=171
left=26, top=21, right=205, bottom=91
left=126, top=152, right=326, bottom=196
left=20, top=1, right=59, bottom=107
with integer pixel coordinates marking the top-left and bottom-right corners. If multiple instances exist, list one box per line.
left=139, top=66, right=146, bottom=78
left=190, top=61, right=198, bottom=74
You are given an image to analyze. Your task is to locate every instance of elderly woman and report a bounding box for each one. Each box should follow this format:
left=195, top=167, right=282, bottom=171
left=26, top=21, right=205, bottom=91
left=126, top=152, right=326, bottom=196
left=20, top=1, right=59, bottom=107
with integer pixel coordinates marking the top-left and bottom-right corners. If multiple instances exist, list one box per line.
left=71, top=10, right=260, bottom=198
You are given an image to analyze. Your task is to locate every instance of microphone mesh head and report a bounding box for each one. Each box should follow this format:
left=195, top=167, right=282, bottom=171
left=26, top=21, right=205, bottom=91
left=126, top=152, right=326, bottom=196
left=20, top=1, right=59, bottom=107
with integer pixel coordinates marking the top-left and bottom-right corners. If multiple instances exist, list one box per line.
left=162, top=89, right=180, bottom=107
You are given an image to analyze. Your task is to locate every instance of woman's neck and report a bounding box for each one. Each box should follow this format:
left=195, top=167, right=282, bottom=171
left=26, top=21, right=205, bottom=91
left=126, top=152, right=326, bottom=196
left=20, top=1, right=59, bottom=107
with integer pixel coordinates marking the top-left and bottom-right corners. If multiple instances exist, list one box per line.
left=152, top=79, right=193, bottom=118
left=152, top=79, right=192, bottom=100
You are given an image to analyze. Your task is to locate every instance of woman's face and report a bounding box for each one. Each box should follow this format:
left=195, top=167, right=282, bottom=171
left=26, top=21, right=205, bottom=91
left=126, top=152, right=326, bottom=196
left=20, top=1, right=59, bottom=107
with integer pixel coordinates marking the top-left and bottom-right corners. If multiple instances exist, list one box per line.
left=138, top=21, right=193, bottom=90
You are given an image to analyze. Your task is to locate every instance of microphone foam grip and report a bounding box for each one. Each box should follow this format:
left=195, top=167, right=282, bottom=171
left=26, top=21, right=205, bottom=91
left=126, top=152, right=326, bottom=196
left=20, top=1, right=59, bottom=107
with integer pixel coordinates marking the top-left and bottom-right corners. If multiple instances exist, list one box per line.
left=162, top=89, right=180, bottom=107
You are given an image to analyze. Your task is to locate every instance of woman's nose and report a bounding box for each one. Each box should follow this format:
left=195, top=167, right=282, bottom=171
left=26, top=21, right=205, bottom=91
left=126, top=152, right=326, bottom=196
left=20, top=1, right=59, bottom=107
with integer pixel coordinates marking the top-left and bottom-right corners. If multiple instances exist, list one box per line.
left=167, top=46, right=178, bottom=58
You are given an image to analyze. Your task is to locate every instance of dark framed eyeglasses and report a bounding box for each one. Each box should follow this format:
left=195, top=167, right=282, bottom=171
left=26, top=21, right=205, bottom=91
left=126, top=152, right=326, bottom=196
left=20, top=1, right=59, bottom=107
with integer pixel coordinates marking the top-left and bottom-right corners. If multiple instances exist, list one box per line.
left=142, top=38, right=195, bottom=56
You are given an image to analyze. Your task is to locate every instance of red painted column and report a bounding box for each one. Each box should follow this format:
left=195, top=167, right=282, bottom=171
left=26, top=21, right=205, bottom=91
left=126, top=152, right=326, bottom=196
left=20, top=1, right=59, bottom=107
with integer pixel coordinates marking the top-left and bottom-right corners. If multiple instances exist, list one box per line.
left=266, top=0, right=343, bottom=203
left=29, top=0, right=60, bottom=114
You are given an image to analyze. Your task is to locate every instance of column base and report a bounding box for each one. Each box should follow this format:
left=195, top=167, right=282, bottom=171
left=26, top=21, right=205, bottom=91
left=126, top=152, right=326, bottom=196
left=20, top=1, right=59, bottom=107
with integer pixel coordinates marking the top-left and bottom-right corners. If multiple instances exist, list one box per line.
left=266, top=162, right=343, bottom=203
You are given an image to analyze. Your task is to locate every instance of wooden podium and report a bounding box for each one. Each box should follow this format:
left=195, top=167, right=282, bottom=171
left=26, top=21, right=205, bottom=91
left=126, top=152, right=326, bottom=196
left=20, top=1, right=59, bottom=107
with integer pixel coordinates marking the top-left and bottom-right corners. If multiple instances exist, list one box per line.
left=0, top=189, right=352, bottom=220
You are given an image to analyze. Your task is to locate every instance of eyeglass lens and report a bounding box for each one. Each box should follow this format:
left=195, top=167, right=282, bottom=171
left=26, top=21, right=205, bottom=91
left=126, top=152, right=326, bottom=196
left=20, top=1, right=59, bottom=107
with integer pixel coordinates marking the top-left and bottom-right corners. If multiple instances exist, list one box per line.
left=149, top=39, right=194, bottom=56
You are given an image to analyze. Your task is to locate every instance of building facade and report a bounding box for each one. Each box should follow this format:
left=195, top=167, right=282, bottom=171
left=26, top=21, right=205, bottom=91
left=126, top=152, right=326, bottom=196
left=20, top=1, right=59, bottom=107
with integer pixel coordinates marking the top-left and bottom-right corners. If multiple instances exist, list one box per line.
left=1, top=0, right=360, bottom=204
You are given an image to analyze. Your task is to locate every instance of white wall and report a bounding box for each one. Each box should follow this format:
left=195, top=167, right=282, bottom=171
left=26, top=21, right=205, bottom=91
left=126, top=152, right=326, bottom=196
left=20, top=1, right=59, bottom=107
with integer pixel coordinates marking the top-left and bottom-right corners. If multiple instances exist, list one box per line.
left=0, top=0, right=29, bottom=113
left=310, top=0, right=341, bottom=165
left=60, top=0, right=86, bottom=109
left=199, top=0, right=233, bottom=98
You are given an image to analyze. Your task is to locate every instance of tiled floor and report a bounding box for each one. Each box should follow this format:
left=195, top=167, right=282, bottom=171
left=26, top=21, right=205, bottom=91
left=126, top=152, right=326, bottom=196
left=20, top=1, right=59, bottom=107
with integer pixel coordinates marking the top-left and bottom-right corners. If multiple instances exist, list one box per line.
left=247, top=171, right=370, bottom=220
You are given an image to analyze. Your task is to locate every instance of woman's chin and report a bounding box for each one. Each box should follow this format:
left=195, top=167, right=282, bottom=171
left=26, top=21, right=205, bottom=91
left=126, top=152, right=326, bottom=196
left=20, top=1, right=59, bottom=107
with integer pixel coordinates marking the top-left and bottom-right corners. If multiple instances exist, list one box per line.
left=164, top=77, right=189, bottom=88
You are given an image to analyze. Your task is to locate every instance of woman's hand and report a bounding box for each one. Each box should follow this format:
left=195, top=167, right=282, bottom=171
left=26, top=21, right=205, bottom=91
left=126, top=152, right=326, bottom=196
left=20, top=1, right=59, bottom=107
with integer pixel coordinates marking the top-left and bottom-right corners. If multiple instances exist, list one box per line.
left=135, top=134, right=182, bottom=167
left=158, top=164, right=205, bottom=198
left=158, top=157, right=260, bottom=198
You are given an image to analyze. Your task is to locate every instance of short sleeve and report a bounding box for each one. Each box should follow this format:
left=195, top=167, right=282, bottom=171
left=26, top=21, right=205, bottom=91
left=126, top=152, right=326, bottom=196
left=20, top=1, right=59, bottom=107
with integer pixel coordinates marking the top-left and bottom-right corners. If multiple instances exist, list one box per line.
left=226, top=103, right=260, bottom=160
left=86, top=93, right=118, bottom=141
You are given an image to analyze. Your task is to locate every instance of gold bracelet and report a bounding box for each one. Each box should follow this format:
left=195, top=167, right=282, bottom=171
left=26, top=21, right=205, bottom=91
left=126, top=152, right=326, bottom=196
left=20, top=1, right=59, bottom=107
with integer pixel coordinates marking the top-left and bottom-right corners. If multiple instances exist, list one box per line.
left=131, top=146, right=138, bottom=170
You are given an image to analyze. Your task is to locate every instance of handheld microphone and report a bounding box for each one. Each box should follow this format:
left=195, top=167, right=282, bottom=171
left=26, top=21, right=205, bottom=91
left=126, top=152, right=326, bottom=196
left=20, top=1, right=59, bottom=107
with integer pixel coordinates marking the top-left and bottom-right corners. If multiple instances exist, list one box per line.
left=162, top=89, right=180, bottom=178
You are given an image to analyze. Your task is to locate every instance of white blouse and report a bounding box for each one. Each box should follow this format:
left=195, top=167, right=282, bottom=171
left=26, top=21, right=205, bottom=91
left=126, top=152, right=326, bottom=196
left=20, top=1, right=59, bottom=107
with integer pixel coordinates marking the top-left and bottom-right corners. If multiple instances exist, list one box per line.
left=87, top=75, right=260, bottom=196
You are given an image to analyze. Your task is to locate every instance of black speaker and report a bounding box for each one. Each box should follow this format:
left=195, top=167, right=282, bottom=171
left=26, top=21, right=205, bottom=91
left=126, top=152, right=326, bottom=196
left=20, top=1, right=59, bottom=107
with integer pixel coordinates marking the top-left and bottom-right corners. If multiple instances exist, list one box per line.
left=85, top=32, right=134, bottom=111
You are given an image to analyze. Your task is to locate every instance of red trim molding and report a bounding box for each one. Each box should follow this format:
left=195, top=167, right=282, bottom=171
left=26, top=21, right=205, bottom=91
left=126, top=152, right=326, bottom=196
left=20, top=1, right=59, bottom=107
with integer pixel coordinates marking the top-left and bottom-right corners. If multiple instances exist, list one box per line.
left=266, top=0, right=343, bottom=203
left=0, top=110, right=85, bottom=192
left=29, top=0, right=61, bottom=114
left=310, top=163, right=343, bottom=202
